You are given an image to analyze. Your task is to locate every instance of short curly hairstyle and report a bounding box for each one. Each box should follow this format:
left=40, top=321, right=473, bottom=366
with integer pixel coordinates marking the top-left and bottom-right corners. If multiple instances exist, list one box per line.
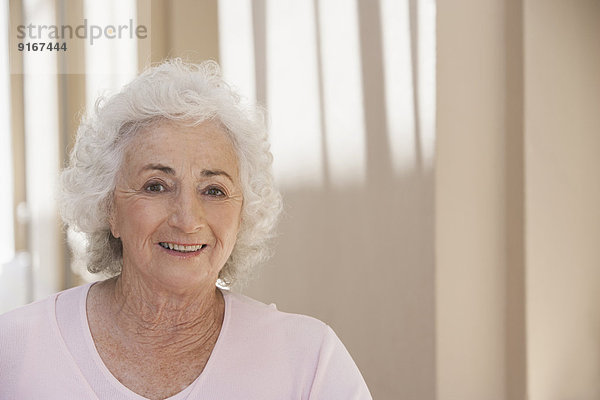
left=59, top=59, right=282, bottom=286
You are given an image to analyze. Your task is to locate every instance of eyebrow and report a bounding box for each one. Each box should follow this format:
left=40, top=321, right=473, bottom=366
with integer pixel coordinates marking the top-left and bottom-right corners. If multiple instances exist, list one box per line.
left=141, top=163, right=176, bottom=175
left=201, top=169, right=234, bottom=183
left=141, top=164, right=234, bottom=182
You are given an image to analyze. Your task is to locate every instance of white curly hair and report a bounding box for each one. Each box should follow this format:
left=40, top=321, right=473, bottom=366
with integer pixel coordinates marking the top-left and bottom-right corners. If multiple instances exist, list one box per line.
left=59, top=59, right=282, bottom=286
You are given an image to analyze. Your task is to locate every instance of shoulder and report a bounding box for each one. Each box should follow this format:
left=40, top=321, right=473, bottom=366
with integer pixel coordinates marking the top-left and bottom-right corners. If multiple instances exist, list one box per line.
left=213, top=291, right=372, bottom=399
left=214, top=291, right=328, bottom=396
left=0, top=294, right=58, bottom=382
left=0, top=295, right=55, bottom=340
left=224, top=290, right=324, bottom=327
left=220, top=290, right=330, bottom=371
left=223, top=290, right=328, bottom=346
left=0, top=284, right=89, bottom=353
left=0, top=285, right=96, bottom=398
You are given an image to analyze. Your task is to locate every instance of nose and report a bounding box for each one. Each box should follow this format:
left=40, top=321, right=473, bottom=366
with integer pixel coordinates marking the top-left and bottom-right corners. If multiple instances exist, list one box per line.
left=167, top=186, right=206, bottom=233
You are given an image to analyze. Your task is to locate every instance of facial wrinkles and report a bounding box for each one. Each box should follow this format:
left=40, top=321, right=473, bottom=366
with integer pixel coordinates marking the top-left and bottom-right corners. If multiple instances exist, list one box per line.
left=114, top=173, right=241, bottom=259
left=109, top=122, right=243, bottom=297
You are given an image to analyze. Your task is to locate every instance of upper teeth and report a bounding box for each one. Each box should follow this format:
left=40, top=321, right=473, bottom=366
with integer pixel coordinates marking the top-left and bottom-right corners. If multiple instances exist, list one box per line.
left=160, top=243, right=203, bottom=252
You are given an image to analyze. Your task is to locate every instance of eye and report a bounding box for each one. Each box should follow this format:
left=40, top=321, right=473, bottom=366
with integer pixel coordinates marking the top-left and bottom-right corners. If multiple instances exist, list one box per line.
left=203, top=186, right=226, bottom=197
left=144, top=182, right=166, bottom=193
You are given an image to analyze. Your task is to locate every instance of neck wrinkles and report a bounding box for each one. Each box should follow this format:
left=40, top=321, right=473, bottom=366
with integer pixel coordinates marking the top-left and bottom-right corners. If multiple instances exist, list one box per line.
left=107, top=275, right=224, bottom=350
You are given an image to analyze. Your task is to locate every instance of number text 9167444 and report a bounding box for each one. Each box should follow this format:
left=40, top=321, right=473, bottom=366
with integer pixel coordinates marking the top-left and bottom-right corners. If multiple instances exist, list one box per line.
left=17, top=42, right=67, bottom=51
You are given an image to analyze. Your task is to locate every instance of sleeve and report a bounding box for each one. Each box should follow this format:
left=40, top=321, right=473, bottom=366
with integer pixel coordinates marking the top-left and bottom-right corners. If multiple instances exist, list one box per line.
left=307, top=325, right=373, bottom=400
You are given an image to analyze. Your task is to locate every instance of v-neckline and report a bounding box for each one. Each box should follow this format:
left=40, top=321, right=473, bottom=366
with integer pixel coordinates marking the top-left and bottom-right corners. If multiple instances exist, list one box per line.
left=79, top=282, right=232, bottom=399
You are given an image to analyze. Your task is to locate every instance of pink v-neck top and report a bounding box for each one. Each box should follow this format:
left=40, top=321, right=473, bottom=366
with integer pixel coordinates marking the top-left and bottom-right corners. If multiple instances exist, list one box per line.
left=0, top=283, right=372, bottom=399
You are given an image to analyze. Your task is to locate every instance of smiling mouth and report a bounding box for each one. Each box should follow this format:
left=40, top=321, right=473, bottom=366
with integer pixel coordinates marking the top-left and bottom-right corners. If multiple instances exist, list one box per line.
left=158, top=242, right=207, bottom=252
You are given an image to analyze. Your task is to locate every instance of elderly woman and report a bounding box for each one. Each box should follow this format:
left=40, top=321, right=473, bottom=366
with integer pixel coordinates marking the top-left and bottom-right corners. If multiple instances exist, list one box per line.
left=0, top=60, right=371, bottom=399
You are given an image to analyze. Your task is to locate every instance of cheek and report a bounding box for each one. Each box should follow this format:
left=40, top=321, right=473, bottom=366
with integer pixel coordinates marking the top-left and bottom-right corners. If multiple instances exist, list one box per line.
left=207, top=204, right=242, bottom=239
left=117, top=199, right=168, bottom=243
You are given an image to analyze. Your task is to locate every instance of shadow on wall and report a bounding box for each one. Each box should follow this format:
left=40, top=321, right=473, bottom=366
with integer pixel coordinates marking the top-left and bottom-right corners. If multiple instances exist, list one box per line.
left=237, top=0, right=436, bottom=398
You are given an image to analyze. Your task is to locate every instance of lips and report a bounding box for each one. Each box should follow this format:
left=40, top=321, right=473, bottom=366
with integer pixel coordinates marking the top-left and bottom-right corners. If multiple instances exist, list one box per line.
left=158, top=242, right=207, bottom=253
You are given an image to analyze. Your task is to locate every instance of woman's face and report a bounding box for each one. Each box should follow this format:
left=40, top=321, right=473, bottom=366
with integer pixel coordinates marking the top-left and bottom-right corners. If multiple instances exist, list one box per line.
left=109, top=121, right=243, bottom=292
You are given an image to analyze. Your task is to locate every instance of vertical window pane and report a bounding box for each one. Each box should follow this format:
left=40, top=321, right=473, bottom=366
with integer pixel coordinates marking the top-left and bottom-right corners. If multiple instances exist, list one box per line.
left=218, top=0, right=256, bottom=103
left=22, top=0, right=61, bottom=300
left=0, top=0, right=14, bottom=265
left=84, top=0, right=138, bottom=110
left=266, top=0, right=323, bottom=188
left=317, top=0, right=366, bottom=187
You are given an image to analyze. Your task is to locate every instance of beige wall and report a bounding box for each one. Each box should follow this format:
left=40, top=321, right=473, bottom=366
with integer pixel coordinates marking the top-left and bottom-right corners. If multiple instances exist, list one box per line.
left=437, top=0, right=600, bottom=399
left=9, top=0, right=26, bottom=253
left=145, top=0, right=219, bottom=65
left=525, top=1, right=600, bottom=399
left=436, top=0, right=511, bottom=398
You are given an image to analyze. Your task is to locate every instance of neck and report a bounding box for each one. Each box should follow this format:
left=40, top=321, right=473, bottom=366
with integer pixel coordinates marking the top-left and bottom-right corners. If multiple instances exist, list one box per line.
left=99, top=274, right=224, bottom=351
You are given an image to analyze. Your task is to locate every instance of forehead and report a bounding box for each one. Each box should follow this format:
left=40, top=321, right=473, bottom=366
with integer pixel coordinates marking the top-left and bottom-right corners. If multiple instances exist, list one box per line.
left=123, top=120, right=239, bottom=174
